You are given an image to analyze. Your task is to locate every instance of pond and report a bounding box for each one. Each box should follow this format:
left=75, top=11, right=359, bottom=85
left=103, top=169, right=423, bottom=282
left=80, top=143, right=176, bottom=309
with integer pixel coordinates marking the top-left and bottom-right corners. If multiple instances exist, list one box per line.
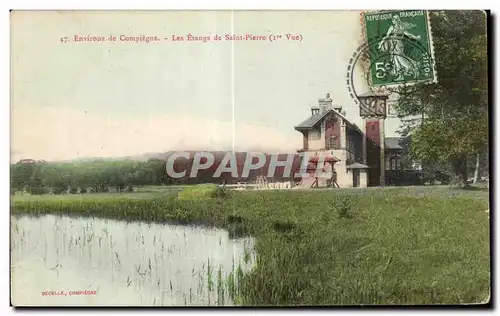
left=11, top=214, right=255, bottom=306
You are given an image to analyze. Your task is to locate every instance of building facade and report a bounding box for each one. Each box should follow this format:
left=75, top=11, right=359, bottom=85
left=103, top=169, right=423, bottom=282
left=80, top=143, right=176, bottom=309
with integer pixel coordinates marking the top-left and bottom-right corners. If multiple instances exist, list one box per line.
left=294, top=93, right=405, bottom=188
left=295, top=94, right=368, bottom=188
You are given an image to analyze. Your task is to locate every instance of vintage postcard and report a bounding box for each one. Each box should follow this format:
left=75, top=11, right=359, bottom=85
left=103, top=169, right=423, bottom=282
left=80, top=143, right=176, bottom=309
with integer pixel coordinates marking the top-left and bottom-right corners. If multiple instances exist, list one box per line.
left=10, top=10, right=489, bottom=307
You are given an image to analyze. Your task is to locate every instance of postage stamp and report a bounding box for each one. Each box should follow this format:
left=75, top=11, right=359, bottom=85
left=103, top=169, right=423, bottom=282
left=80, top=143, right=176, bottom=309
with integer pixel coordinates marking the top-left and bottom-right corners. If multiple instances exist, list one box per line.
left=346, top=10, right=437, bottom=118
left=361, top=10, right=437, bottom=87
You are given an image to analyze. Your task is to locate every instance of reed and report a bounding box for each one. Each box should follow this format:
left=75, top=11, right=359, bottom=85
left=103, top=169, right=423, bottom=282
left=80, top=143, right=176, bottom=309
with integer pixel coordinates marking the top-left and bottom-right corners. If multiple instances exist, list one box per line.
left=11, top=186, right=490, bottom=305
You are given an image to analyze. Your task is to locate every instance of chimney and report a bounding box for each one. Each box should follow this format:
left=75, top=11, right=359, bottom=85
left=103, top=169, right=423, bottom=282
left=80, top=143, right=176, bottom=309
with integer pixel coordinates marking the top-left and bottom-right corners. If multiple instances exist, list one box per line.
left=311, top=106, right=320, bottom=116
left=318, top=93, right=333, bottom=114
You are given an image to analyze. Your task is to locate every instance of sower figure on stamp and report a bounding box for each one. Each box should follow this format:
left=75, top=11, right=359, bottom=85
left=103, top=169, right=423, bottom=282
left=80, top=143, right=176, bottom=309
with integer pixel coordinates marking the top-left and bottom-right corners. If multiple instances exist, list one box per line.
left=378, top=14, right=421, bottom=81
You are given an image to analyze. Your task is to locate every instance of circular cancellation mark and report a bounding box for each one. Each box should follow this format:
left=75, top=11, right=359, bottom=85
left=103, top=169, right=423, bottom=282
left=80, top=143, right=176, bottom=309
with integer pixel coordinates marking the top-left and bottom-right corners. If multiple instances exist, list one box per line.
left=346, top=33, right=435, bottom=113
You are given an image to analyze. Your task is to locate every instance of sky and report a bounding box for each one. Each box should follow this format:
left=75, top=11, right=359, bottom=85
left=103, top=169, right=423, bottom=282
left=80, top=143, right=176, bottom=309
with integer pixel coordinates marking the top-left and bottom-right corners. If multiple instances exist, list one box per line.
left=11, top=10, right=403, bottom=162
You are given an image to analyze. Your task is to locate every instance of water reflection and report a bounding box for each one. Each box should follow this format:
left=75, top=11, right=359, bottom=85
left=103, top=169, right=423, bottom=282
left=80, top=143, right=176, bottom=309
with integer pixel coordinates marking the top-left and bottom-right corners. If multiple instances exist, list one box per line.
left=11, top=214, right=255, bottom=306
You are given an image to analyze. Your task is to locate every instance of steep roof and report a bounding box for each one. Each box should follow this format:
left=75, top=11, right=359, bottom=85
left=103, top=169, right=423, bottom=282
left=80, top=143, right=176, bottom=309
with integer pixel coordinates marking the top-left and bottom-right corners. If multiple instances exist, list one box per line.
left=294, top=109, right=363, bottom=134
left=294, top=110, right=331, bottom=131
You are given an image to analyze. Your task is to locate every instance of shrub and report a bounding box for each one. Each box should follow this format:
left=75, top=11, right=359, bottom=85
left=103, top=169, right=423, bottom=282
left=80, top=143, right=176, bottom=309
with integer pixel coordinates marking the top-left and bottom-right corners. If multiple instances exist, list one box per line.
left=124, top=185, right=134, bottom=192
left=14, top=190, right=30, bottom=196
left=177, top=184, right=224, bottom=201
left=100, top=185, right=110, bottom=193
left=68, top=187, right=78, bottom=194
left=51, top=186, right=67, bottom=195
left=30, top=186, right=50, bottom=195
left=92, top=184, right=109, bottom=193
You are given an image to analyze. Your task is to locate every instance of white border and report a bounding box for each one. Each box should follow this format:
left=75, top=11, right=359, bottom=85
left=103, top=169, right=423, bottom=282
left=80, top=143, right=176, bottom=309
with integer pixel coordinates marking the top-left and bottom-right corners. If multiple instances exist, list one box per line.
left=3, top=1, right=498, bottom=10
left=3, top=1, right=496, bottom=316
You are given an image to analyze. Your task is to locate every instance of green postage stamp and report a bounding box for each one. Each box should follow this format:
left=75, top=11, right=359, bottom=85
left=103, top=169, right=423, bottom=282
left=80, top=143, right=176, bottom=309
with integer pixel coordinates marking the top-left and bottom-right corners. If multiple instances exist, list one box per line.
left=362, top=10, right=437, bottom=87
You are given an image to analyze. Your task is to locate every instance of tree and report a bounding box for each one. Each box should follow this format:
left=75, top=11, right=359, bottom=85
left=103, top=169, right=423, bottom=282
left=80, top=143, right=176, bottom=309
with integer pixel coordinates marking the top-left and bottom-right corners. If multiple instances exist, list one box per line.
left=28, top=164, right=48, bottom=194
left=394, top=10, right=488, bottom=186
left=472, top=152, right=480, bottom=183
left=11, top=161, right=36, bottom=191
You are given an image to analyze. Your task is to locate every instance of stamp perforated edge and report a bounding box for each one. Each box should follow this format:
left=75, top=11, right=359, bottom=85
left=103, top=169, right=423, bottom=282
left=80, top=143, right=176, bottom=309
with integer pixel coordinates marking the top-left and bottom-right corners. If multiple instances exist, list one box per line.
left=358, top=9, right=438, bottom=90
left=424, top=10, right=438, bottom=86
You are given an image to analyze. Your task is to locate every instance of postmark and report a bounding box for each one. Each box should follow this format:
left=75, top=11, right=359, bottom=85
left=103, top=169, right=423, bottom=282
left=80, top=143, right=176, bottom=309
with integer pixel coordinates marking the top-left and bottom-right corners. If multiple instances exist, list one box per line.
left=361, top=10, right=437, bottom=88
left=346, top=10, right=437, bottom=118
left=346, top=34, right=431, bottom=118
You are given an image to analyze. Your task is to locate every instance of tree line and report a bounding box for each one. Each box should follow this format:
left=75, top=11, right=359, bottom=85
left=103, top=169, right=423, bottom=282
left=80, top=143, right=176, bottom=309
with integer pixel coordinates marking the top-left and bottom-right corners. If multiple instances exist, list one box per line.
left=10, top=153, right=303, bottom=195
left=10, top=158, right=170, bottom=194
left=395, top=10, right=489, bottom=186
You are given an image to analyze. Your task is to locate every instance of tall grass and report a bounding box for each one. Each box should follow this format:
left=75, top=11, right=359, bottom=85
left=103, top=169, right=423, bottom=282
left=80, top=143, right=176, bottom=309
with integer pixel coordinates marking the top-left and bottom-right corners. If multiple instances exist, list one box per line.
left=176, top=184, right=227, bottom=201
left=11, top=212, right=253, bottom=306
left=11, top=187, right=490, bottom=305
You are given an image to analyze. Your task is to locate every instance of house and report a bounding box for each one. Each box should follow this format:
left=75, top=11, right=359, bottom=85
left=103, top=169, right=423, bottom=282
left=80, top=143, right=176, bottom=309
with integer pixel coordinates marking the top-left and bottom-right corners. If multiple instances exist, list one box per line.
left=294, top=93, right=407, bottom=188
left=294, top=93, right=368, bottom=188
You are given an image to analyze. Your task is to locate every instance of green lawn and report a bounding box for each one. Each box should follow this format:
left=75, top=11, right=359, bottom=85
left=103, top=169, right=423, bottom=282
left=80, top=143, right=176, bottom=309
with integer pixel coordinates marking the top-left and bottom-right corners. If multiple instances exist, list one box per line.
left=11, top=186, right=490, bottom=305
left=134, top=184, right=189, bottom=193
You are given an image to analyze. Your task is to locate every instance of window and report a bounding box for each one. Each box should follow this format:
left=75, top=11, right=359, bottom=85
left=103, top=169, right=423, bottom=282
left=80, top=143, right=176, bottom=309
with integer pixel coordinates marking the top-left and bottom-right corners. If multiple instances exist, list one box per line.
left=327, top=136, right=338, bottom=149
left=389, top=158, right=402, bottom=170
left=395, top=159, right=402, bottom=170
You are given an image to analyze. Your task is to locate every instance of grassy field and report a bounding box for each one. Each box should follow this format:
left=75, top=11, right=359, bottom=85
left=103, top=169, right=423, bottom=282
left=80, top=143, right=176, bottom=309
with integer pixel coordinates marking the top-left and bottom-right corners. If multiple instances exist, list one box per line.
left=134, top=185, right=189, bottom=193
left=11, top=186, right=490, bottom=305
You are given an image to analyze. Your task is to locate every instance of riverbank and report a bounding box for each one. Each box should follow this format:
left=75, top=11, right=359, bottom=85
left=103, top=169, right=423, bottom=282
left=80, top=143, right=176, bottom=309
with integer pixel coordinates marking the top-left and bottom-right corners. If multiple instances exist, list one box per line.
left=11, top=187, right=490, bottom=305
